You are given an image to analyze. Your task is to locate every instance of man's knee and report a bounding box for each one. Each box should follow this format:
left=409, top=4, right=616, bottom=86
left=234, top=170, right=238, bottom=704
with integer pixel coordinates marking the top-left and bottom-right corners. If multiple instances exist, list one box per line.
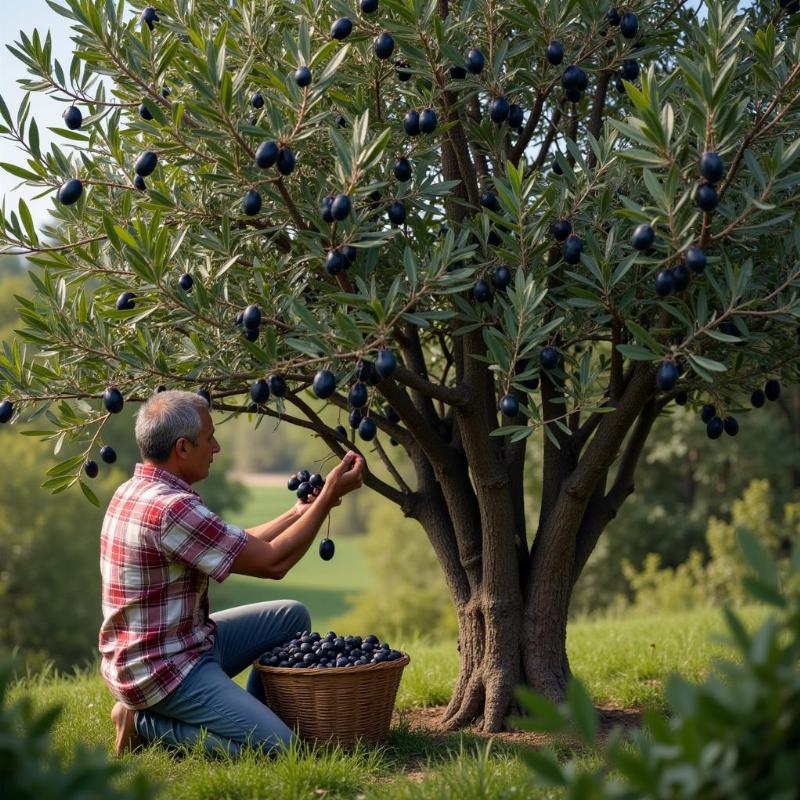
left=285, top=599, right=311, bottom=634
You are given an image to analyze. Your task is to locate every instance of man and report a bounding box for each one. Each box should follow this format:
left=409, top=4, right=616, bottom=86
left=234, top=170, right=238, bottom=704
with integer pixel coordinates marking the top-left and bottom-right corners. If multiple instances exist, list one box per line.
left=100, top=389, right=364, bottom=756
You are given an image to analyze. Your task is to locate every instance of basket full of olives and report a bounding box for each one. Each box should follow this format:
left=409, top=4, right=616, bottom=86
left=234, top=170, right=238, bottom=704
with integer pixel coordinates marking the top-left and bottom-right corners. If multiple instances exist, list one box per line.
left=254, top=630, right=410, bottom=745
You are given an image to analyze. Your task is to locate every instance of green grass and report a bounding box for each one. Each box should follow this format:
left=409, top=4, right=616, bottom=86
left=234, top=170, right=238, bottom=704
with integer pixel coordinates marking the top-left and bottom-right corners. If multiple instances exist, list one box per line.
left=209, top=485, right=372, bottom=634
left=7, top=605, right=764, bottom=799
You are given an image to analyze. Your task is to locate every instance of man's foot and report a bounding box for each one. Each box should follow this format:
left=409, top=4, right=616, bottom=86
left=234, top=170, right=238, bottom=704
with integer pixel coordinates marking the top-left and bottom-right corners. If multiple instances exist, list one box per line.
left=111, top=701, right=143, bottom=756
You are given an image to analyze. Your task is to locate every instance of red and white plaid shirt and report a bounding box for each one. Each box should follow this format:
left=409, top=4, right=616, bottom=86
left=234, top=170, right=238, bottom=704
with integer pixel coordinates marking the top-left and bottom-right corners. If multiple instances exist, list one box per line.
left=99, top=463, right=248, bottom=709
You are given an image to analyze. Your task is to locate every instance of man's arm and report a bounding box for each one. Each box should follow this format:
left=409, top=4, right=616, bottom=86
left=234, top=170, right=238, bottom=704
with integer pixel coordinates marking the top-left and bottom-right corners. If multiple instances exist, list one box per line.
left=246, top=508, right=298, bottom=543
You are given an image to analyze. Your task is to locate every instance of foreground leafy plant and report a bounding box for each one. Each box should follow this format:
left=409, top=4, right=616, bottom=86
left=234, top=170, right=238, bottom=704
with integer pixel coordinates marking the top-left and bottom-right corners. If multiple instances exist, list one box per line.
left=513, top=528, right=800, bottom=799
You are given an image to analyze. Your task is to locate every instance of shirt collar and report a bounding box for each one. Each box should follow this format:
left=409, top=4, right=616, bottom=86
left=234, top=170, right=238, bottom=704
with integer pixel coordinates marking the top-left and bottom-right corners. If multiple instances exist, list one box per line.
left=134, top=463, right=199, bottom=496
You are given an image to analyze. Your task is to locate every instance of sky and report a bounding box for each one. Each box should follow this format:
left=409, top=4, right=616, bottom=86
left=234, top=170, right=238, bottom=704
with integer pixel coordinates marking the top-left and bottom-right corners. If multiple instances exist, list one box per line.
left=0, top=2, right=86, bottom=226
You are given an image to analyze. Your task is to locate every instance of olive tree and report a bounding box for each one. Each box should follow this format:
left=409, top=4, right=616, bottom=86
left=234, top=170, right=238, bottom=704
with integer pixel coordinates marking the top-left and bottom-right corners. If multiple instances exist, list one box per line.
left=1, top=0, right=799, bottom=731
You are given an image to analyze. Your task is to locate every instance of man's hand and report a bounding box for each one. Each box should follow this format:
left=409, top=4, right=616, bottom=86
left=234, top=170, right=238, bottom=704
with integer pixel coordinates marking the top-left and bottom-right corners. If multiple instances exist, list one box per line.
left=292, top=491, right=340, bottom=518
left=321, top=451, right=365, bottom=503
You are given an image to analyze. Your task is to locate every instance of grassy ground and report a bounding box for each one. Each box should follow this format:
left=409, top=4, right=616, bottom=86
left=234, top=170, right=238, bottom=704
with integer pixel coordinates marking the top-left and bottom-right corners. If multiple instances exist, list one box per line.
left=209, top=485, right=371, bottom=633
left=7, top=605, right=763, bottom=800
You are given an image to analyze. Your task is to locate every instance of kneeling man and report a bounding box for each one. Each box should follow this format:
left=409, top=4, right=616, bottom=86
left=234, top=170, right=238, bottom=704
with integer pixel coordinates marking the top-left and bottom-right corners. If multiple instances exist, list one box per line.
left=99, top=389, right=363, bottom=756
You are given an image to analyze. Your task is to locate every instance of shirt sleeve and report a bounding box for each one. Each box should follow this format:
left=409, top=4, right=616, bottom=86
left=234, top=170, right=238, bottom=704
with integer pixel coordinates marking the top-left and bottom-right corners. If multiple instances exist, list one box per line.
left=160, top=494, right=248, bottom=583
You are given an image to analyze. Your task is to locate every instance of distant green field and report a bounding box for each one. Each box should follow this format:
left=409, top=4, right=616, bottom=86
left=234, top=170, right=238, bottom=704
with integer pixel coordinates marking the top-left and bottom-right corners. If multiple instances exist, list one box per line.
left=209, top=484, right=372, bottom=634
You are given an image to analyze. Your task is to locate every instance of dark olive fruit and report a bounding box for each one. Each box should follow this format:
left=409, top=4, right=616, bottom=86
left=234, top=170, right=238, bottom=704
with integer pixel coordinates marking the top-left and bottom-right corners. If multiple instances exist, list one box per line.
left=141, top=6, right=159, bottom=29
left=631, top=223, right=655, bottom=251
left=751, top=388, right=765, bottom=407
left=296, top=481, right=312, bottom=500
left=565, top=88, right=582, bottom=103
left=615, top=76, right=626, bottom=93
left=695, top=182, right=719, bottom=211
left=376, top=348, right=398, bottom=378
left=116, top=291, right=136, bottom=311
left=243, top=304, right=262, bottom=330
left=449, top=64, right=467, bottom=79
left=684, top=245, right=706, bottom=274
left=335, top=424, right=348, bottom=437
left=178, top=273, right=193, bottom=291
left=321, top=195, right=335, bottom=222
left=325, top=251, right=345, bottom=278
left=488, top=229, right=502, bottom=247
left=276, top=148, right=296, bottom=175
left=621, top=59, right=640, bottom=81
left=546, top=40, right=564, bottom=65
left=465, top=47, right=485, bottom=73
left=373, top=32, right=395, bottom=59
left=394, top=158, right=412, bottom=182
left=654, top=269, right=675, bottom=296
left=492, top=265, right=512, bottom=290
left=244, top=328, right=259, bottom=342
left=255, top=140, right=279, bottom=168
left=672, top=264, right=691, bottom=292
left=241, top=189, right=262, bottom=216
left=561, top=65, right=585, bottom=91
left=134, top=175, right=146, bottom=191
left=135, top=150, right=158, bottom=177
left=100, top=445, right=117, bottom=464
left=287, top=475, right=301, bottom=491
left=309, top=473, right=325, bottom=488
left=319, top=538, right=335, bottom=561
left=358, top=416, right=377, bottom=441
left=349, top=382, right=368, bottom=408
left=699, top=151, right=724, bottom=184
left=197, top=388, right=212, bottom=407
left=0, top=399, right=14, bottom=423
left=331, top=18, right=353, bottom=40
left=394, top=60, right=412, bottom=81
left=764, top=379, right=781, bottom=401
left=336, top=113, right=347, bottom=127
left=84, top=459, right=99, bottom=478
left=675, top=391, right=689, bottom=405
left=473, top=278, right=492, bottom=303
left=508, top=103, right=524, bottom=129
left=499, top=394, right=519, bottom=417
left=139, top=102, right=153, bottom=121
left=349, top=407, right=363, bottom=429
left=489, top=96, right=510, bottom=123
left=361, top=0, right=379, bottom=13
left=250, top=92, right=264, bottom=108
left=724, top=416, right=739, bottom=436
left=268, top=374, right=287, bottom=397
left=387, top=201, right=406, bottom=225
left=419, top=108, right=437, bottom=134
left=58, top=178, right=83, bottom=206
left=63, top=106, right=82, bottom=130
left=656, top=361, right=679, bottom=391
left=155, top=384, right=167, bottom=393
left=551, top=158, right=564, bottom=175
left=563, top=234, right=583, bottom=264
left=313, top=369, right=337, bottom=399
left=607, top=7, right=621, bottom=25
left=706, top=416, right=724, bottom=439
left=356, top=359, right=376, bottom=383
left=295, top=65, right=312, bottom=87
left=250, top=379, right=270, bottom=404
left=103, top=386, right=124, bottom=414
left=540, top=345, right=560, bottom=370
left=620, top=11, right=639, bottom=38
left=552, top=219, right=572, bottom=242
left=403, top=110, right=420, bottom=136
left=480, top=191, right=500, bottom=211
left=331, top=194, right=351, bottom=220
left=701, top=403, right=716, bottom=423
left=386, top=406, right=400, bottom=423
left=297, top=469, right=311, bottom=482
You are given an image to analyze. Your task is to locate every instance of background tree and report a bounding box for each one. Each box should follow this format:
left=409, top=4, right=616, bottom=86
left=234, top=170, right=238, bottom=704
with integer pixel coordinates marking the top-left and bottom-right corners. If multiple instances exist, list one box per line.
left=0, top=0, right=799, bottom=732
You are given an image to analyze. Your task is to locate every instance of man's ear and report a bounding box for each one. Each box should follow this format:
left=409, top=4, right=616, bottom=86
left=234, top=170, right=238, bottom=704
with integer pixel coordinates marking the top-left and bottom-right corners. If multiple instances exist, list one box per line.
left=174, top=437, right=189, bottom=459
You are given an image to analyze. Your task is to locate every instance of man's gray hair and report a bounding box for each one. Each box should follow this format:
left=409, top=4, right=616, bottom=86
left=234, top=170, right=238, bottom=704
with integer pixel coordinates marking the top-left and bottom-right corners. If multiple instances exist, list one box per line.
left=134, top=390, right=210, bottom=462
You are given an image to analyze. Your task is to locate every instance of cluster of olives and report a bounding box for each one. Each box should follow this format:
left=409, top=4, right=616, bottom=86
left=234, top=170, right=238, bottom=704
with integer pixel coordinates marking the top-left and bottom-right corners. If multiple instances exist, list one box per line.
left=287, top=471, right=336, bottom=559
left=258, top=631, right=403, bottom=669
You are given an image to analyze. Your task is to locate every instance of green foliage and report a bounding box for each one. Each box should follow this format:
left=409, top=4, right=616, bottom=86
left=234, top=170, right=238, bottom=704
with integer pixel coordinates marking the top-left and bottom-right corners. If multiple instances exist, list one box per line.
left=515, top=530, right=800, bottom=799
left=0, top=658, right=151, bottom=800
left=612, top=478, right=798, bottom=616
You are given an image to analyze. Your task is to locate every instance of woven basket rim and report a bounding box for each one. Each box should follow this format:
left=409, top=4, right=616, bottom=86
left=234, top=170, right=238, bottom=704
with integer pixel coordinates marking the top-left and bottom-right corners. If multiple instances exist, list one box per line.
left=253, top=651, right=410, bottom=677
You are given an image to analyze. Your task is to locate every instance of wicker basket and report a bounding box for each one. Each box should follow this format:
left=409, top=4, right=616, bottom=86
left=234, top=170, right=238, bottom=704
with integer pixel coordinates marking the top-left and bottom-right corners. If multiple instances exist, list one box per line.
left=253, top=653, right=410, bottom=746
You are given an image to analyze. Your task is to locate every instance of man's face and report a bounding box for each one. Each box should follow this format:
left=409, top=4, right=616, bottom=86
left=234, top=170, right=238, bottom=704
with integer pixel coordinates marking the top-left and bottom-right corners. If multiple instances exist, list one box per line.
left=178, top=407, right=220, bottom=483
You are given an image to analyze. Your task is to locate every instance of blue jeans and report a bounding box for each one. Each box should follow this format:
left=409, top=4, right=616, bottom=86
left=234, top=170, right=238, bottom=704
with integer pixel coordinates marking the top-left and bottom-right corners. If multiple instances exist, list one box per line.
left=135, top=599, right=311, bottom=756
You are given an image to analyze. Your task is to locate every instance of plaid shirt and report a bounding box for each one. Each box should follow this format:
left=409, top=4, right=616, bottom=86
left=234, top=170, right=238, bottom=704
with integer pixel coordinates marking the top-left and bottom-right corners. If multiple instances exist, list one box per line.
left=99, top=463, right=248, bottom=709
